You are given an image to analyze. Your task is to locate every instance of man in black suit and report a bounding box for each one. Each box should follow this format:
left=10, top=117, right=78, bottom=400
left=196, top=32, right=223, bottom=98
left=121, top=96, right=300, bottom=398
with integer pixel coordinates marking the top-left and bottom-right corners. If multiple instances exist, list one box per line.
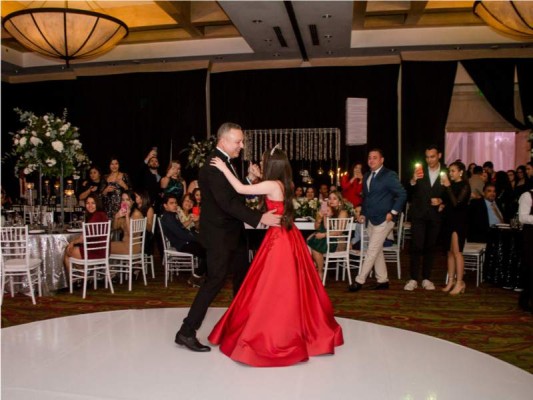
left=175, top=122, right=281, bottom=352
left=404, top=145, right=447, bottom=291
left=138, top=148, right=161, bottom=207
left=348, top=149, right=407, bottom=292
left=468, top=183, right=503, bottom=243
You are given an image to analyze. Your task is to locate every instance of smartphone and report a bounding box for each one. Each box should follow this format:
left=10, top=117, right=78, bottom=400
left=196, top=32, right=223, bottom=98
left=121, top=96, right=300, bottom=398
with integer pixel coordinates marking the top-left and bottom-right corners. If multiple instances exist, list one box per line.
left=120, top=201, right=128, bottom=214
left=320, top=200, right=328, bottom=215
left=192, top=206, right=200, bottom=216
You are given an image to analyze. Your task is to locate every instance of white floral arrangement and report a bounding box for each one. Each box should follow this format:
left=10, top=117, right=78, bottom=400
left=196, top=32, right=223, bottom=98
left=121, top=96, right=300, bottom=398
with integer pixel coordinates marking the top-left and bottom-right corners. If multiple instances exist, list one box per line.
left=182, top=136, right=217, bottom=168
left=9, top=108, right=91, bottom=179
left=293, top=197, right=319, bottom=218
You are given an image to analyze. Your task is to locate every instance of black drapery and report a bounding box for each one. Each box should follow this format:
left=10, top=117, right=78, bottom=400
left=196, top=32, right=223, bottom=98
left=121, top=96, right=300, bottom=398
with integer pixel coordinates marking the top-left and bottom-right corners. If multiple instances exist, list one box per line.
left=461, top=59, right=526, bottom=131
left=210, top=65, right=400, bottom=175
left=401, top=61, right=457, bottom=181
left=516, top=59, right=533, bottom=129
left=1, top=69, right=207, bottom=194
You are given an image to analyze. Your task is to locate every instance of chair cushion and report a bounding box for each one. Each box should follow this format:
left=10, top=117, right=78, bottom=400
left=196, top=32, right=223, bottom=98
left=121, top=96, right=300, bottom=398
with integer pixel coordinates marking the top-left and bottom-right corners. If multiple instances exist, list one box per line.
left=4, top=258, right=41, bottom=270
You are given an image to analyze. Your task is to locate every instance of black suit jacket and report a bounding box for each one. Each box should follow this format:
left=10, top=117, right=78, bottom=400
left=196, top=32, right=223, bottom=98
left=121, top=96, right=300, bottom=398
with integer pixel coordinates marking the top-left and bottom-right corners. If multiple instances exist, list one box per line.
left=198, top=149, right=262, bottom=250
left=160, top=211, right=198, bottom=251
left=409, top=165, right=447, bottom=221
left=467, top=198, right=490, bottom=243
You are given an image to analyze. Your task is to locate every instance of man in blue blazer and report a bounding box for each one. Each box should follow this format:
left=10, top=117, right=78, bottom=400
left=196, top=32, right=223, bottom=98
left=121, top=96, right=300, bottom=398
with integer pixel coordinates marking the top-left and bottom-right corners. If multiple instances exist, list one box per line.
left=349, top=149, right=407, bottom=292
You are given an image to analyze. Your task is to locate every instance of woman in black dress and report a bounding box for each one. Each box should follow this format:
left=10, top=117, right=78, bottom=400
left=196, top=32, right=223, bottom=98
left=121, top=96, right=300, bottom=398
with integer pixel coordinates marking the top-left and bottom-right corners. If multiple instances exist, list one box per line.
left=441, top=161, right=471, bottom=295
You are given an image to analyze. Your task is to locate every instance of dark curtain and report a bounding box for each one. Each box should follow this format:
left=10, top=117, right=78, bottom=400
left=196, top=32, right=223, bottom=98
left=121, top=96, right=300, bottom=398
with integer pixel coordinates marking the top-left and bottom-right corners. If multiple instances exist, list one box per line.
left=461, top=59, right=526, bottom=131
left=1, top=69, right=207, bottom=196
left=210, top=65, right=400, bottom=180
left=516, top=58, right=533, bottom=130
left=401, top=61, right=457, bottom=181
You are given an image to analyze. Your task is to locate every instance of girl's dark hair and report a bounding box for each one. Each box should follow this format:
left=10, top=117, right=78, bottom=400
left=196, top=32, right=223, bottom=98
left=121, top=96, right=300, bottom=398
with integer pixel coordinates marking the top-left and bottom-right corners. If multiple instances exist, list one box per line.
left=89, top=165, right=103, bottom=178
left=122, top=190, right=138, bottom=217
left=84, top=194, right=104, bottom=219
left=449, top=161, right=467, bottom=182
left=261, top=147, right=294, bottom=230
left=191, top=188, right=201, bottom=206
left=135, top=190, right=152, bottom=216
left=347, top=163, right=363, bottom=179
left=181, top=193, right=194, bottom=211
left=494, top=170, right=511, bottom=195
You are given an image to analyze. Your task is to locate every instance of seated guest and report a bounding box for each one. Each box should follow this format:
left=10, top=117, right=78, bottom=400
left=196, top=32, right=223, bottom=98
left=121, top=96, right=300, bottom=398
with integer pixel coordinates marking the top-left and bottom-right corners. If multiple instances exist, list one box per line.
left=469, top=166, right=485, bottom=199
left=340, top=162, right=363, bottom=207
left=495, top=170, right=515, bottom=221
left=318, top=183, right=330, bottom=202
left=468, top=183, right=505, bottom=243
left=305, top=186, right=316, bottom=201
left=178, top=193, right=199, bottom=231
left=160, top=194, right=206, bottom=282
left=294, top=186, right=304, bottom=199
left=64, top=194, right=108, bottom=273
left=191, top=187, right=202, bottom=215
left=134, top=190, right=155, bottom=254
left=307, top=191, right=349, bottom=280
left=78, top=166, right=106, bottom=202
left=110, top=190, right=143, bottom=255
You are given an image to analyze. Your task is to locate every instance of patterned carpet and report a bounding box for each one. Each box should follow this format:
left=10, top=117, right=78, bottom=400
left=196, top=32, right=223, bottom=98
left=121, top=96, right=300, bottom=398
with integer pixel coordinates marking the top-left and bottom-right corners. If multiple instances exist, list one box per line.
left=2, top=253, right=532, bottom=374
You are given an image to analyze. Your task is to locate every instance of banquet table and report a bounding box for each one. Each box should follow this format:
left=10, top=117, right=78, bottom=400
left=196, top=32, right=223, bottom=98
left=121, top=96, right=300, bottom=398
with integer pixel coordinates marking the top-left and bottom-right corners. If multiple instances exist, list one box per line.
left=27, top=230, right=79, bottom=295
left=483, top=225, right=523, bottom=289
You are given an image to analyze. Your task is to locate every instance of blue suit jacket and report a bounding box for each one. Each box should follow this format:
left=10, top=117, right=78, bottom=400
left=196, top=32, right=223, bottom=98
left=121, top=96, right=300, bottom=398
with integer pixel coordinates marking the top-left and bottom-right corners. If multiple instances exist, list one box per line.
left=361, top=167, right=407, bottom=225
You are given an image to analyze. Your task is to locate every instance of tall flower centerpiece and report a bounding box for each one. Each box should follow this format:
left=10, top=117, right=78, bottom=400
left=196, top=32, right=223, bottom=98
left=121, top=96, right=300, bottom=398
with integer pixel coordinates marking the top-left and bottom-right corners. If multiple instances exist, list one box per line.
left=9, top=108, right=91, bottom=222
left=293, top=197, right=319, bottom=218
left=182, top=136, right=217, bottom=168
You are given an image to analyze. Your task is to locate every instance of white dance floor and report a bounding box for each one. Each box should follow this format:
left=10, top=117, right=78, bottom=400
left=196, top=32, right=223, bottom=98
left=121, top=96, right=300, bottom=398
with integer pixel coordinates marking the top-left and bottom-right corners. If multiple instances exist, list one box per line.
left=2, top=308, right=532, bottom=400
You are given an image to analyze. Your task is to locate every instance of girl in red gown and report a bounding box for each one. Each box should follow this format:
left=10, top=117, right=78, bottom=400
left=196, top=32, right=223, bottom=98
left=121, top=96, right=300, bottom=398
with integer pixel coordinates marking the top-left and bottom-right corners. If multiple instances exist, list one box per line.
left=208, top=146, right=343, bottom=367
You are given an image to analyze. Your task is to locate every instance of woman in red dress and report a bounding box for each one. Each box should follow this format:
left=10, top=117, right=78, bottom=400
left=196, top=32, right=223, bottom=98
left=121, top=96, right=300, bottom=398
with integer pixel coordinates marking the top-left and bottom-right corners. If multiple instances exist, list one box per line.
left=64, top=194, right=108, bottom=273
left=208, top=146, right=343, bottom=367
left=340, top=162, right=363, bottom=207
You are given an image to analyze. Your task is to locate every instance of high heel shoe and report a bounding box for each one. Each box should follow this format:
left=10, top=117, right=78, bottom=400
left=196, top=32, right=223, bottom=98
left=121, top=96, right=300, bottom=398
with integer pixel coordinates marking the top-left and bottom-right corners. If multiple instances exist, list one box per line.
left=442, top=280, right=455, bottom=293
left=449, top=281, right=466, bottom=296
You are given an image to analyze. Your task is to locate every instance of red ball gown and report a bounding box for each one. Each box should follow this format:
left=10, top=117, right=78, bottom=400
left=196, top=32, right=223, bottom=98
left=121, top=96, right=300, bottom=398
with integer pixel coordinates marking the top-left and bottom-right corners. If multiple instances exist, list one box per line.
left=208, top=199, right=344, bottom=367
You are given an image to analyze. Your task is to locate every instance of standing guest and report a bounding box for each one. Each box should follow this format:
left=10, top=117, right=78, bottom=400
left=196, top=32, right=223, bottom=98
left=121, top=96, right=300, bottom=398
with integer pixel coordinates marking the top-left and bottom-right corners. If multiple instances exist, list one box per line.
left=440, top=162, right=471, bottom=295
left=404, top=145, right=446, bottom=291
left=468, top=183, right=503, bottom=243
left=110, top=190, right=143, bottom=255
left=208, top=146, right=343, bottom=367
left=466, top=163, right=477, bottom=179
left=178, top=193, right=199, bottom=231
left=515, top=165, right=529, bottom=199
left=483, top=161, right=496, bottom=183
left=526, top=162, right=533, bottom=189
left=160, top=194, right=207, bottom=286
left=348, top=149, right=407, bottom=292
left=174, top=122, right=281, bottom=353
left=494, top=170, right=515, bottom=221
left=63, top=194, right=108, bottom=273
left=1, top=186, right=13, bottom=209
left=78, top=166, right=106, bottom=202
left=507, top=170, right=517, bottom=190
left=518, top=187, right=533, bottom=313
left=307, top=191, right=349, bottom=280
left=139, top=148, right=161, bottom=208
left=469, top=166, right=485, bottom=199
left=305, top=186, right=316, bottom=201
left=294, top=186, right=304, bottom=199
left=340, top=162, right=364, bottom=207
left=161, top=160, right=187, bottom=201
left=102, top=157, right=130, bottom=219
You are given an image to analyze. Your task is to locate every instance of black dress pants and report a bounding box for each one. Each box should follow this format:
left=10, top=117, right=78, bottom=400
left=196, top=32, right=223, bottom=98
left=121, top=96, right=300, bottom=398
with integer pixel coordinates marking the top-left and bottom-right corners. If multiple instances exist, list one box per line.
left=410, top=217, right=442, bottom=281
left=519, top=224, right=533, bottom=311
left=180, top=238, right=249, bottom=336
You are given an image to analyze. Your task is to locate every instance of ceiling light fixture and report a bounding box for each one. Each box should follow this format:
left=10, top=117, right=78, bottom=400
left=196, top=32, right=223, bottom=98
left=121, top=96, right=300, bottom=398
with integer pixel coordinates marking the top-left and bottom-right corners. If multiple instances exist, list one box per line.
left=322, top=14, right=332, bottom=19
left=252, top=19, right=263, bottom=24
left=473, top=1, right=533, bottom=38
left=2, top=2, right=128, bottom=67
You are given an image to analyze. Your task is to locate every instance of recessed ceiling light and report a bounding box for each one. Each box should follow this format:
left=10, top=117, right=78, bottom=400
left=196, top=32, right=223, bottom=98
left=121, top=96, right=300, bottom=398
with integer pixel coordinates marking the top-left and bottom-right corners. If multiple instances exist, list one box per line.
left=454, top=46, right=461, bottom=50
left=264, top=39, right=272, bottom=42
left=322, top=14, right=332, bottom=19
left=326, top=50, right=333, bottom=55
left=215, top=56, right=224, bottom=60
left=390, top=48, right=396, bottom=52
left=273, top=53, right=281, bottom=57
left=252, top=19, right=263, bottom=24
left=324, top=34, right=332, bottom=39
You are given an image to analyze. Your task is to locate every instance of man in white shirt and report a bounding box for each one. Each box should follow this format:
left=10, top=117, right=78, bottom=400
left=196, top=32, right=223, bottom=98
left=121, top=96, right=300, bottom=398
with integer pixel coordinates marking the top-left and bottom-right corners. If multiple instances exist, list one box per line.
left=518, top=189, right=533, bottom=313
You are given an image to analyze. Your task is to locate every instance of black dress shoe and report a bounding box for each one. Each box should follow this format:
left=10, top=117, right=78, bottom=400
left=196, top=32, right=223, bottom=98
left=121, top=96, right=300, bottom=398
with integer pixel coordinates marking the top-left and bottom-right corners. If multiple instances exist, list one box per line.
left=175, top=332, right=211, bottom=352
left=371, top=282, right=390, bottom=290
left=348, top=282, right=363, bottom=292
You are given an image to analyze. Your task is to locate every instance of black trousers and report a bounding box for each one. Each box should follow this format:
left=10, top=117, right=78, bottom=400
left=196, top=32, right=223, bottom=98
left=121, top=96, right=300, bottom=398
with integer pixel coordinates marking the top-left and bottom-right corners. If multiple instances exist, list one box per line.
left=180, top=239, right=249, bottom=335
left=410, top=217, right=442, bottom=281
left=180, top=242, right=207, bottom=276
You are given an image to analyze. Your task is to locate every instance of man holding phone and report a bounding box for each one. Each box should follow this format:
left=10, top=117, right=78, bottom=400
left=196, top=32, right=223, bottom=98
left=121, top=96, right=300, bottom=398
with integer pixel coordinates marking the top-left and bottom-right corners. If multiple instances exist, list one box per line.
left=139, top=148, right=161, bottom=208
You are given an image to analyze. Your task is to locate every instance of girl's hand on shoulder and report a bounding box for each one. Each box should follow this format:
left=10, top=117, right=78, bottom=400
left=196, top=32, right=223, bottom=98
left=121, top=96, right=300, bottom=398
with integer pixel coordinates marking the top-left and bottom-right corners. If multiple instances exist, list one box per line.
left=210, top=157, right=227, bottom=172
